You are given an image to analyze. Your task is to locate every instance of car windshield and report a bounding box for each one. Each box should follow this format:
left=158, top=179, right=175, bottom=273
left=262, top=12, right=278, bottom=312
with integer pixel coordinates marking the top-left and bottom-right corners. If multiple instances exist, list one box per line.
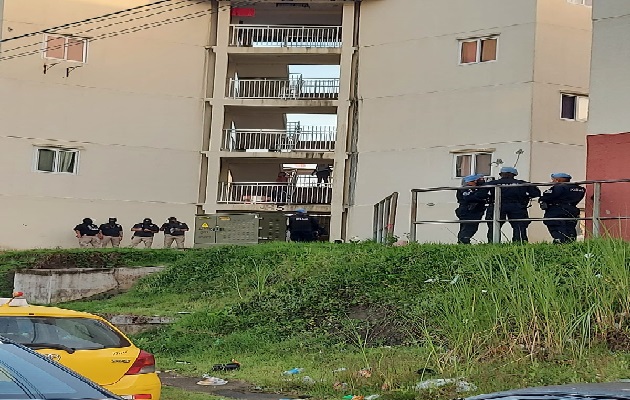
left=0, top=316, right=130, bottom=350
left=0, top=341, right=114, bottom=399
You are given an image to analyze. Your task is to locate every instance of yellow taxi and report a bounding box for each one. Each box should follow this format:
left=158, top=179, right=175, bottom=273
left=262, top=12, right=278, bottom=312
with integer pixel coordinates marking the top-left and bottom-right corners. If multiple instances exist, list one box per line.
left=0, top=292, right=161, bottom=400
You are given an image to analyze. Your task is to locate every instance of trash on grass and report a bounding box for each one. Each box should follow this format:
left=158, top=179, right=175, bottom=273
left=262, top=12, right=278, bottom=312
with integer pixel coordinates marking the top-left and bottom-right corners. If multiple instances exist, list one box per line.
left=175, top=361, right=190, bottom=364
left=302, top=376, right=316, bottom=385
left=196, top=376, right=228, bottom=386
left=415, top=378, right=477, bottom=392
left=333, top=367, right=347, bottom=373
left=333, top=382, right=348, bottom=391
left=365, top=395, right=380, bottom=400
left=282, top=368, right=304, bottom=375
left=213, top=360, right=241, bottom=371
left=358, top=368, right=372, bottom=378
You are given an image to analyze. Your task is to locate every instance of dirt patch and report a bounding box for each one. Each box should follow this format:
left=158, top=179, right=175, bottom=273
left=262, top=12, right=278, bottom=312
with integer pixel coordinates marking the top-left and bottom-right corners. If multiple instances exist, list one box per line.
left=32, top=252, right=124, bottom=269
left=333, top=304, right=416, bottom=346
left=605, top=329, right=630, bottom=351
left=159, top=371, right=298, bottom=400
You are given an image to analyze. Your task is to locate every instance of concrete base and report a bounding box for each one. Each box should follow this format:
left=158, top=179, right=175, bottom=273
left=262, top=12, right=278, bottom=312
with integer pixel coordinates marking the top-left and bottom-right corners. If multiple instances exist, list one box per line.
left=14, top=267, right=164, bottom=305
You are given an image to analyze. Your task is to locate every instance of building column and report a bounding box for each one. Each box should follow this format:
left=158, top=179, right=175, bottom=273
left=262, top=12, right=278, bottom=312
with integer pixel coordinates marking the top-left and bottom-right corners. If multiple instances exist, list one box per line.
left=203, top=1, right=231, bottom=213
left=330, top=2, right=356, bottom=241
left=0, top=0, right=4, bottom=52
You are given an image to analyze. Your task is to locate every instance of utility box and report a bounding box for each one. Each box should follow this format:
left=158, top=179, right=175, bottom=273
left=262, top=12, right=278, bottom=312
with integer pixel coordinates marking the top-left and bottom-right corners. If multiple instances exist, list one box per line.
left=194, top=214, right=260, bottom=247
left=257, top=212, right=288, bottom=242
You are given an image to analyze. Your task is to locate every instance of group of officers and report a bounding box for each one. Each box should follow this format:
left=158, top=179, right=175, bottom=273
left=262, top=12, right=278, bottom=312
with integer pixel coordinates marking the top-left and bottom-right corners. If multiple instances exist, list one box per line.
left=456, top=167, right=586, bottom=244
left=73, top=217, right=190, bottom=249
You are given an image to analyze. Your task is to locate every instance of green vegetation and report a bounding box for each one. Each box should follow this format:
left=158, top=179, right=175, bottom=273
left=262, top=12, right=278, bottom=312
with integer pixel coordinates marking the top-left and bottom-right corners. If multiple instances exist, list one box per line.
left=5, top=242, right=630, bottom=399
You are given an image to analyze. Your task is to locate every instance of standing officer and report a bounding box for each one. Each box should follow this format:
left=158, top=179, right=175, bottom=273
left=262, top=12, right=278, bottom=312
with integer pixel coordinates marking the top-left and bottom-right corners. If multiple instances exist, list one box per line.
left=456, top=174, right=489, bottom=244
left=74, top=218, right=100, bottom=248
left=486, top=167, right=541, bottom=243
left=287, top=209, right=321, bottom=242
left=539, top=172, right=586, bottom=243
left=130, top=218, right=160, bottom=248
left=99, top=218, right=123, bottom=248
left=160, top=217, right=189, bottom=249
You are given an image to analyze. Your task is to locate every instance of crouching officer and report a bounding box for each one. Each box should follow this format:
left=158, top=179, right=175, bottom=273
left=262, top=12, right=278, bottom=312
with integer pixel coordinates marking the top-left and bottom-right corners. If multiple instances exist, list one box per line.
left=456, top=174, right=489, bottom=244
left=539, top=172, right=586, bottom=243
left=130, top=218, right=159, bottom=248
left=74, top=218, right=100, bottom=248
left=486, top=167, right=541, bottom=243
left=288, top=209, right=320, bottom=242
left=99, top=218, right=123, bottom=248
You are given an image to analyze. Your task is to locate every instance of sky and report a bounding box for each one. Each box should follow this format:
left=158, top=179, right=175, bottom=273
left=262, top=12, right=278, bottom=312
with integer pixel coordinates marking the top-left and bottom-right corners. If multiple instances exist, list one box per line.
left=286, top=65, right=340, bottom=127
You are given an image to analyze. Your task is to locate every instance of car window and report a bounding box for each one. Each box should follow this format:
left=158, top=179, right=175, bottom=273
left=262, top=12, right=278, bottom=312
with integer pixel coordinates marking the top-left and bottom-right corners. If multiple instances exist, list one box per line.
left=0, top=317, right=130, bottom=350
left=0, top=341, right=114, bottom=399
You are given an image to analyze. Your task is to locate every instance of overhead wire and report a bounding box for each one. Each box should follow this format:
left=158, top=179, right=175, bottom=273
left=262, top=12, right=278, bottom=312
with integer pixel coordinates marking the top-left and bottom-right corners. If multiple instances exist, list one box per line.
left=0, top=0, right=258, bottom=63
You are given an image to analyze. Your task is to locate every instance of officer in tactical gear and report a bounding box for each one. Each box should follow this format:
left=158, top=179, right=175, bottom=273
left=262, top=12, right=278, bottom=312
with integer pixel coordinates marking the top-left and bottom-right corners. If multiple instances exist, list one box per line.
left=74, top=218, right=100, bottom=248
left=160, top=217, right=189, bottom=249
left=130, top=218, right=160, bottom=248
left=99, top=218, right=123, bottom=248
left=287, top=209, right=320, bottom=242
left=485, top=167, right=541, bottom=243
left=539, top=172, right=586, bottom=243
left=456, top=174, right=489, bottom=244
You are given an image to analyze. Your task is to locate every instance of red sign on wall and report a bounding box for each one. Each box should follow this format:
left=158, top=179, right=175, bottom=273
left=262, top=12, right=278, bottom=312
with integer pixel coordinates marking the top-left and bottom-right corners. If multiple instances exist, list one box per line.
left=231, top=7, right=256, bottom=17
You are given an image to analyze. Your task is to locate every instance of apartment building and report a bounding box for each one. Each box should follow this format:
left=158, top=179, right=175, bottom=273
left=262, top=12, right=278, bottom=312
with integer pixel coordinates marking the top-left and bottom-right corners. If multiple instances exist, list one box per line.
left=0, top=0, right=592, bottom=249
left=585, top=1, right=630, bottom=239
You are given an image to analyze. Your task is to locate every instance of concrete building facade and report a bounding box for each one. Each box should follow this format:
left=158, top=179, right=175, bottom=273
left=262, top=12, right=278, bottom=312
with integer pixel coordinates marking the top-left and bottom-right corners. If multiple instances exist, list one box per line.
left=0, top=0, right=593, bottom=249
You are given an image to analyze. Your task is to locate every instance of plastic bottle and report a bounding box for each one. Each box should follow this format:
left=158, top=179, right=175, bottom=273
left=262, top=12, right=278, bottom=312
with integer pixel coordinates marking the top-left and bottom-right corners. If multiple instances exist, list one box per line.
left=282, top=368, right=304, bottom=375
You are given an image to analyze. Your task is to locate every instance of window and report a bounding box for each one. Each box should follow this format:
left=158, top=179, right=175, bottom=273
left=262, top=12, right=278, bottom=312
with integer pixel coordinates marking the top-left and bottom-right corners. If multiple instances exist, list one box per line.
left=35, top=148, right=79, bottom=174
left=43, top=35, right=88, bottom=63
left=459, top=36, right=498, bottom=64
left=454, top=153, right=493, bottom=178
left=561, top=94, right=589, bottom=121
left=567, top=0, right=592, bottom=6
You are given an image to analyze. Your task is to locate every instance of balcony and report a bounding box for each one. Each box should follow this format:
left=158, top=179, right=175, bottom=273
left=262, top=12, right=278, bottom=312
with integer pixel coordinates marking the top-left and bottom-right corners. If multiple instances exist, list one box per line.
left=222, top=126, right=336, bottom=152
left=229, top=24, right=342, bottom=48
left=228, top=74, right=339, bottom=100
left=218, top=182, right=332, bottom=205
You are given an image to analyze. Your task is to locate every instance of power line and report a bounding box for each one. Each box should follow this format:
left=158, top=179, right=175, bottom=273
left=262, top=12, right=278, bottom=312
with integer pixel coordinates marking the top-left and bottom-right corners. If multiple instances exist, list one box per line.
left=0, top=0, right=207, bottom=56
left=0, top=0, right=177, bottom=43
left=0, top=0, right=258, bottom=63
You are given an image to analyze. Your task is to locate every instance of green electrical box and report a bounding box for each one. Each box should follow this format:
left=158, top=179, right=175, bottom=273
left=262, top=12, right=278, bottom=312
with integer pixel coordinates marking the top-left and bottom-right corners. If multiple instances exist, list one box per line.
left=194, top=213, right=289, bottom=247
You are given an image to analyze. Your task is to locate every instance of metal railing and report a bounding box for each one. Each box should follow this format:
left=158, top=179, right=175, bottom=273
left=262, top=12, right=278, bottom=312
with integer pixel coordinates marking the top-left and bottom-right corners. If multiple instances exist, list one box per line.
left=409, top=179, right=630, bottom=243
left=218, top=182, right=333, bottom=205
left=229, top=24, right=342, bottom=48
left=221, top=127, right=336, bottom=152
left=373, top=192, right=399, bottom=244
left=227, top=76, right=340, bottom=99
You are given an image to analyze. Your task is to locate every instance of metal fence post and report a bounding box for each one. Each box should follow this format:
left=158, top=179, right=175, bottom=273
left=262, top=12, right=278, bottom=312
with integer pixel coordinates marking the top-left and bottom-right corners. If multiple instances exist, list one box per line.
left=372, top=203, right=379, bottom=242
left=388, top=192, right=399, bottom=241
left=492, top=186, right=502, bottom=244
left=592, top=182, right=602, bottom=238
left=410, top=191, right=418, bottom=242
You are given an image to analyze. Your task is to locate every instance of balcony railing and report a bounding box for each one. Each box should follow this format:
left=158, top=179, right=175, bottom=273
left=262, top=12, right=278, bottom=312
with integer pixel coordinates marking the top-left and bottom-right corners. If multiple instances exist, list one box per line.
left=228, top=76, right=340, bottom=99
left=222, top=127, right=336, bottom=152
left=218, top=182, right=332, bottom=205
left=229, top=24, right=342, bottom=48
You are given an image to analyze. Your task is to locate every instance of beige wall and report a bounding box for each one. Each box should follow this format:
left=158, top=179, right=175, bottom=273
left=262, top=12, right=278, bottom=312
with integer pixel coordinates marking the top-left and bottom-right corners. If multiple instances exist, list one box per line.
left=588, top=1, right=630, bottom=136
left=0, top=0, right=211, bottom=249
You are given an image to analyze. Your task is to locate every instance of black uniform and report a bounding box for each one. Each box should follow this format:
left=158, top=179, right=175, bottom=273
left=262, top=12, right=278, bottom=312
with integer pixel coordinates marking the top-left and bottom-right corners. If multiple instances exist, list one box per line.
left=288, top=214, right=320, bottom=242
left=485, top=177, right=541, bottom=242
left=539, top=183, right=586, bottom=243
left=73, top=222, right=99, bottom=237
left=160, top=221, right=189, bottom=236
left=99, top=222, right=123, bottom=237
left=132, top=222, right=159, bottom=237
left=455, top=186, right=489, bottom=244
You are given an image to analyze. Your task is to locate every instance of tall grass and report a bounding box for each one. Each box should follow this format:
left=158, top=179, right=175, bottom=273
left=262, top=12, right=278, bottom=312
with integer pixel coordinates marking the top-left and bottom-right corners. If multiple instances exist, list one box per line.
left=431, top=240, right=630, bottom=364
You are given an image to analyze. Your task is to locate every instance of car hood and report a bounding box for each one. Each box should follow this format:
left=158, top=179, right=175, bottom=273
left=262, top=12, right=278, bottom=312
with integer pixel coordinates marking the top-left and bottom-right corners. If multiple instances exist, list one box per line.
left=466, top=382, right=630, bottom=399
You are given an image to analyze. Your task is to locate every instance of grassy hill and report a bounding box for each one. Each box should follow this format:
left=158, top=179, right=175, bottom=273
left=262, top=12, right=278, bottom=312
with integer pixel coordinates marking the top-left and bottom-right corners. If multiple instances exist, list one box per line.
left=5, top=241, right=630, bottom=399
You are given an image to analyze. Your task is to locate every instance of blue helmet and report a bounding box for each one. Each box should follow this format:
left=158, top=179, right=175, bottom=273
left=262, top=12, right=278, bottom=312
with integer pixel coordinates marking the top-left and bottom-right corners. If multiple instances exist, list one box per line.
left=551, top=172, right=572, bottom=179
left=500, top=167, right=518, bottom=176
left=296, top=208, right=307, bottom=214
left=463, top=174, right=483, bottom=183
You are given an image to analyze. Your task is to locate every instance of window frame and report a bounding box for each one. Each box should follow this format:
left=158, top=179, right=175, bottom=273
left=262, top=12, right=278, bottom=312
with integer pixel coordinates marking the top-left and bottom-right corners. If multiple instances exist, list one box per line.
left=560, top=93, right=589, bottom=122
left=42, top=34, right=89, bottom=63
left=453, top=152, right=494, bottom=178
left=33, top=147, right=80, bottom=175
left=458, top=35, right=499, bottom=65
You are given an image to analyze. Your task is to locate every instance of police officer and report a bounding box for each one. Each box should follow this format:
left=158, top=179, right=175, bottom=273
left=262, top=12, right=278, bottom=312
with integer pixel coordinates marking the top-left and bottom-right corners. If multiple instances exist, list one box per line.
left=73, top=218, right=100, bottom=248
left=486, top=167, right=541, bottom=243
left=456, top=174, right=489, bottom=244
left=287, top=209, right=320, bottom=242
left=130, top=218, right=160, bottom=248
left=99, top=218, right=123, bottom=248
left=160, top=217, right=189, bottom=249
left=539, top=172, right=586, bottom=243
